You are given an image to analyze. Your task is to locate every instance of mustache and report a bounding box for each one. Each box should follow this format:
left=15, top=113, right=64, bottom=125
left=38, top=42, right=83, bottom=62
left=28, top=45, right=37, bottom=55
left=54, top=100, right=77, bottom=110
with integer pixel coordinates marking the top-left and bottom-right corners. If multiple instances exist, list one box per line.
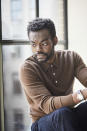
left=33, top=52, right=48, bottom=56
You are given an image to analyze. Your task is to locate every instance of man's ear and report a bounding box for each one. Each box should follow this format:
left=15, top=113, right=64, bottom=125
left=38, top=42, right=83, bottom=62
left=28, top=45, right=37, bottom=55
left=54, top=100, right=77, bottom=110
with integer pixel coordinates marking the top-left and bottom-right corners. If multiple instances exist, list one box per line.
left=53, top=36, right=58, bottom=46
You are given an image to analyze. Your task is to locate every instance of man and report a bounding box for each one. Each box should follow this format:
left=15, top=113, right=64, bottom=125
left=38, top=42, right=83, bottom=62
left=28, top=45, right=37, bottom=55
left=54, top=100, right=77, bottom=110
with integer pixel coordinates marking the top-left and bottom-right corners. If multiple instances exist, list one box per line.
left=19, top=18, right=87, bottom=131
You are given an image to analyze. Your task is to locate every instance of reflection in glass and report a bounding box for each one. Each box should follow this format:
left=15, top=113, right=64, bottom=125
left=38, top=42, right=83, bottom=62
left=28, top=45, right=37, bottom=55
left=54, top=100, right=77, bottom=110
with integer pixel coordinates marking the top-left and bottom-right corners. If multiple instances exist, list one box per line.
left=3, top=45, right=32, bottom=131
left=12, top=72, right=22, bottom=94
left=11, top=0, right=22, bottom=21
left=2, top=0, right=36, bottom=40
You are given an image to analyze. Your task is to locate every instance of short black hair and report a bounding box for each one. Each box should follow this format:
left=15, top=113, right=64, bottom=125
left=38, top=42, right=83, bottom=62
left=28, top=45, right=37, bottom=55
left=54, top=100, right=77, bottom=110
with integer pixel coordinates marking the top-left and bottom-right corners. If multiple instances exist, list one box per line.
left=27, top=18, right=56, bottom=39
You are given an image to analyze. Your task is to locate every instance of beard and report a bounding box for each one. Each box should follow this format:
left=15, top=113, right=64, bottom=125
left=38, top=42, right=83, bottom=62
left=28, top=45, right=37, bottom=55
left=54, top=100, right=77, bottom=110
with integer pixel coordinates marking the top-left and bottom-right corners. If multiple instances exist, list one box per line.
left=33, top=46, right=54, bottom=63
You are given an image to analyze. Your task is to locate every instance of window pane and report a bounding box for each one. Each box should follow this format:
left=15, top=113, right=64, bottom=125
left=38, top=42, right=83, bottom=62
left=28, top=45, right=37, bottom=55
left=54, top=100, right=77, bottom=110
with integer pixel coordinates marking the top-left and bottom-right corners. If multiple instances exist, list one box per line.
left=39, top=0, right=66, bottom=45
left=11, top=0, right=22, bottom=21
left=1, top=0, right=36, bottom=40
left=3, top=45, right=33, bottom=131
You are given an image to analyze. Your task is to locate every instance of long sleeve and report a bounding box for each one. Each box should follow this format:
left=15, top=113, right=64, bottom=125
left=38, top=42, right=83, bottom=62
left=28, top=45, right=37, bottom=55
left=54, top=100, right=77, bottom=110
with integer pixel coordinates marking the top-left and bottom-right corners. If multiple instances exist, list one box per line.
left=74, top=52, right=87, bottom=87
left=19, top=62, right=75, bottom=115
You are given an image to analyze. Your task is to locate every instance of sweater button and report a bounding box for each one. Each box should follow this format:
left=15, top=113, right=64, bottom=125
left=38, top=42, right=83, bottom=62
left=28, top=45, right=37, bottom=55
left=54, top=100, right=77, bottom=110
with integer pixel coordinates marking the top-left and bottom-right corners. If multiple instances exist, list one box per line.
left=51, top=64, right=53, bottom=68
left=53, top=72, right=56, bottom=76
left=55, top=80, right=58, bottom=83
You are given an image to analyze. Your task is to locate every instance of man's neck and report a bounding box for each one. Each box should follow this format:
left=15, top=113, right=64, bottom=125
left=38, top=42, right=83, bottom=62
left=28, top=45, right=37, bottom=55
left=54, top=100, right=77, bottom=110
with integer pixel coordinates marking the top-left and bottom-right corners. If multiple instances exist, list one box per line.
left=46, top=51, right=56, bottom=64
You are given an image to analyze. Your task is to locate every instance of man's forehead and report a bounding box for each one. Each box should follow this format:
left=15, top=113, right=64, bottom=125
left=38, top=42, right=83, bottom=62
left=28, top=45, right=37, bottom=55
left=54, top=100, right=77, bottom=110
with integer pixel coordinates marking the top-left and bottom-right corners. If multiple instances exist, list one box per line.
left=29, top=29, right=50, bottom=40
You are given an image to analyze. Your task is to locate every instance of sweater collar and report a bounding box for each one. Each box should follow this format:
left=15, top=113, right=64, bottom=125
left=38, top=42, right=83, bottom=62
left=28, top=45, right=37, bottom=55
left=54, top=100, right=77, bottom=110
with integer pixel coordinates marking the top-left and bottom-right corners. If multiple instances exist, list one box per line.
left=29, top=52, right=57, bottom=72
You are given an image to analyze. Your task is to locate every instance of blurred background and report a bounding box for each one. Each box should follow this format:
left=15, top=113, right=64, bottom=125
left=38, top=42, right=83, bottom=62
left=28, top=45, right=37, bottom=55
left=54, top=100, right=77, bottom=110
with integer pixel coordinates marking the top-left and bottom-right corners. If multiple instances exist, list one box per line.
left=0, top=0, right=87, bottom=131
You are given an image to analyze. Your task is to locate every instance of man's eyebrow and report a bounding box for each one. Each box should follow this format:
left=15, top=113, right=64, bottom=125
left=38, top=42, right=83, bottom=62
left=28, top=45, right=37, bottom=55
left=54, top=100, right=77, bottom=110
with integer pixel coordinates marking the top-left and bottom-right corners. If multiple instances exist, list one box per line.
left=29, top=41, right=35, bottom=44
left=41, top=38, right=49, bottom=43
left=29, top=38, right=49, bottom=44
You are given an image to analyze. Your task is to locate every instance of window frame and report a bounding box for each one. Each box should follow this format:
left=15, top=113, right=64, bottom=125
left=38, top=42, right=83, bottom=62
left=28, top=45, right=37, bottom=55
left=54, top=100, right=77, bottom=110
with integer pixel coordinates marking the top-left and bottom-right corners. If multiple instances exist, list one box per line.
left=0, top=0, right=68, bottom=131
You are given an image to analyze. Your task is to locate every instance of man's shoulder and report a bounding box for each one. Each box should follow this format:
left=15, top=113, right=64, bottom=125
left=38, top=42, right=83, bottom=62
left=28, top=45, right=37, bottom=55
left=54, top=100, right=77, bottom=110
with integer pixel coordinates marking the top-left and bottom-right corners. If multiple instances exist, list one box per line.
left=20, top=55, right=38, bottom=70
left=56, top=50, right=77, bottom=57
left=55, top=50, right=82, bottom=63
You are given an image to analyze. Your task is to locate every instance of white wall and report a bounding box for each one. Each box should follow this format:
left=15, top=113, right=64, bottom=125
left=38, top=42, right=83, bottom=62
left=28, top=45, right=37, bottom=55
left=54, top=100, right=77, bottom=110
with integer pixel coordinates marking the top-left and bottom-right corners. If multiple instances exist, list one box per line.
left=68, top=0, right=87, bottom=91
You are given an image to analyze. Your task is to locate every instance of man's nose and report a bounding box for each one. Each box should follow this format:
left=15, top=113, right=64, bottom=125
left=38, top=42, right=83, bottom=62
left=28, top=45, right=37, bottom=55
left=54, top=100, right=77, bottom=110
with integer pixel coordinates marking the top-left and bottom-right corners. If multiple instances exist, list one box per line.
left=36, top=44, right=42, bottom=52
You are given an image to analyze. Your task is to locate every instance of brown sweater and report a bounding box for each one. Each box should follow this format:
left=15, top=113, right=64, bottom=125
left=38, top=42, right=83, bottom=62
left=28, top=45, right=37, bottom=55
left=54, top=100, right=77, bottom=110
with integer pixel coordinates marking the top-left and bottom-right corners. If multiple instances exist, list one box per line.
left=19, top=50, right=87, bottom=122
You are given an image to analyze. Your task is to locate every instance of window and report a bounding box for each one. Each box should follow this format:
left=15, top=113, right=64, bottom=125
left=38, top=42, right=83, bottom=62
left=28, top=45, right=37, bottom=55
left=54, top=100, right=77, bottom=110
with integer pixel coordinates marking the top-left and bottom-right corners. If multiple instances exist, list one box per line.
left=0, top=0, right=68, bottom=131
left=2, top=0, right=36, bottom=40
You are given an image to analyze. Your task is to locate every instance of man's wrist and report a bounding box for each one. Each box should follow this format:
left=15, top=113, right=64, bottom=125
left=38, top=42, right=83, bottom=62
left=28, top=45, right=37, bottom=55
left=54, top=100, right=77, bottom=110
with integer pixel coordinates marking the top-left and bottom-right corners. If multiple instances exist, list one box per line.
left=80, top=89, right=87, bottom=100
left=76, top=90, right=84, bottom=101
left=72, top=90, right=85, bottom=104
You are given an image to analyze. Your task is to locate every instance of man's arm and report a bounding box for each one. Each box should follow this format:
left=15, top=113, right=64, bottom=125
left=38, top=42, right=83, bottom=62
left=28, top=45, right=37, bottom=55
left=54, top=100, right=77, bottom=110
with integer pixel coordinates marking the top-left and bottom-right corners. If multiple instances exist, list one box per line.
left=74, top=52, right=87, bottom=99
left=19, top=62, right=84, bottom=115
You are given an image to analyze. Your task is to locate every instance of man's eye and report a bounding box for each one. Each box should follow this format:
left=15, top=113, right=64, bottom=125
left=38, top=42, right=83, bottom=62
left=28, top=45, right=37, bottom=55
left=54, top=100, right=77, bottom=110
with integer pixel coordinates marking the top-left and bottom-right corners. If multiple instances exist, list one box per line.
left=32, top=43, right=36, bottom=47
left=42, top=42, right=48, bottom=46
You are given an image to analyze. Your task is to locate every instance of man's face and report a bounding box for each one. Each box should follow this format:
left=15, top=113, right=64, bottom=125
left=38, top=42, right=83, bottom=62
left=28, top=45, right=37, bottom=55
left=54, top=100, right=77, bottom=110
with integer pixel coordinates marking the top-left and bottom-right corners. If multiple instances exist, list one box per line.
left=29, top=29, right=55, bottom=63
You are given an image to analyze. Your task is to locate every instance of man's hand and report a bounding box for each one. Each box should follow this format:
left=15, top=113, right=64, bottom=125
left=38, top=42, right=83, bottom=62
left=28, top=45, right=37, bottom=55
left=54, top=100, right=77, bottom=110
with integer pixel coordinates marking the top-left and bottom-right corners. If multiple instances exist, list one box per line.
left=72, top=88, right=87, bottom=104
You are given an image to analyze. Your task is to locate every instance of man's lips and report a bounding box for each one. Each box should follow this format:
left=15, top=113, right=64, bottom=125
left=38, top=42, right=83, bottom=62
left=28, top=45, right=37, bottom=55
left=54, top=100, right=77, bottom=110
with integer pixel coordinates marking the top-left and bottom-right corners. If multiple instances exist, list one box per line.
left=36, top=54, right=46, bottom=59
